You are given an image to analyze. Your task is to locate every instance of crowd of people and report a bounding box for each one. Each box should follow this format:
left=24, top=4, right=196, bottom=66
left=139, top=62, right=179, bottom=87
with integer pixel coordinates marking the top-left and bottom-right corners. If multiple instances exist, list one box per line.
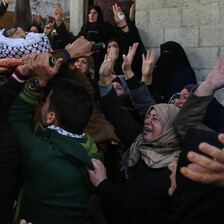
left=0, top=0, right=224, bottom=224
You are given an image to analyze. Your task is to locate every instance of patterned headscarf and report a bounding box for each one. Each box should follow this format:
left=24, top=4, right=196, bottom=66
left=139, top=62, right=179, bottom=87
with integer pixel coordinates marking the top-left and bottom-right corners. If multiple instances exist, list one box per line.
left=128, top=104, right=180, bottom=168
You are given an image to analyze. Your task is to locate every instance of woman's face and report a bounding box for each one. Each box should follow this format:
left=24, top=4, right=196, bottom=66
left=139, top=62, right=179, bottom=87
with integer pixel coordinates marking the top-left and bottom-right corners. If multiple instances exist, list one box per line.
left=168, top=161, right=177, bottom=196
left=143, top=109, right=162, bottom=142
left=107, top=41, right=120, bottom=60
left=30, top=26, right=39, bottom=33
left=89, top=9, right=98, bottom=23
left=179, top=88, right=190, bottom=108
left=74, top=57, right=88, bottom=73
left=112, top=81, right=125, bottom=96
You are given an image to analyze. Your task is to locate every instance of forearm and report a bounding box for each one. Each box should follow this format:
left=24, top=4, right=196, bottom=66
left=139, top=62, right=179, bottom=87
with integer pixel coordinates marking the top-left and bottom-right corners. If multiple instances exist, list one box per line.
left=174, top=93, right=214, bottom=141
left=55, top=21, right=76, bottom=47
left=127, top=77, right=155, bottom=119
left=99, top=87, right=142, bottom=147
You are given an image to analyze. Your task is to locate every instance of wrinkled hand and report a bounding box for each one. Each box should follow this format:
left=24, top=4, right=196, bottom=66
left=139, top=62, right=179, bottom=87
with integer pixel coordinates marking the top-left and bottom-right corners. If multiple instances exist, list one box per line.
left=87, top=158, right=107, bottom=187
left=99, top=46, right=116, bottom=85
left=65, top=36, right=94, bottom=59
left=53, top=2, right=63, bottom=26
left=112, top=3, right=126, bottom=27
left=180, top=133, right=224, bottom=187
left=195, top=58, right=224, bottom=96
left=44, top=22, right=55, bottom=36
left=141, top=50, right=156, bottom=85
left=18, top=53, right=63, bottom=86
left=122, top=42, right=139, bottom=79
left=2, top=0, right=12, bottom=6
left=20, top=219, right=32, bottom=224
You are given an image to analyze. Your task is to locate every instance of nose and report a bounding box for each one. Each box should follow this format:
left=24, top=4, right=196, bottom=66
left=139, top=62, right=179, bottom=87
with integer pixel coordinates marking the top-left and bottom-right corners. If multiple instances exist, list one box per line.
left=145, top=117, right=152, bottom=125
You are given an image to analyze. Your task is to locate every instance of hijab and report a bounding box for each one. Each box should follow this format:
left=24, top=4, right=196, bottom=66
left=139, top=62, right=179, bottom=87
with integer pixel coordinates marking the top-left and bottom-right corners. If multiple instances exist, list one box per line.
left=88, top=5, right=104, bottom=24
left=128, top=104, right=180, bottom=168
left=171, top=128, right=224, bottom=224
left=154, top=41, right=196, bottom=95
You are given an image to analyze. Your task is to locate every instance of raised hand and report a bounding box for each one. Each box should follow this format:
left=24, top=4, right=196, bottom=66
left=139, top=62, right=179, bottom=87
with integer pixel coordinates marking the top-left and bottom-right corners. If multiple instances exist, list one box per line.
left=87, top=158, right=107, bottom=187
left=44, top=22, right=55, bottom=36
left=65, top=36, right=94, bottom=59
left=129, top=3, right=135, bottom=22
left=53, top=2, right=63, bottom=26
left=141, top=50, right=156, bottom=85
left=2, top=0, right=12, bottom=6
left=195, top=58, right=224, bottom=96
left=99, top=47, right=117, bottom=85
left=112, top=3, right=127, bottom=28
left=122, top=42, right=139, bottom=80
left=180, top=133, right=224, bottom=187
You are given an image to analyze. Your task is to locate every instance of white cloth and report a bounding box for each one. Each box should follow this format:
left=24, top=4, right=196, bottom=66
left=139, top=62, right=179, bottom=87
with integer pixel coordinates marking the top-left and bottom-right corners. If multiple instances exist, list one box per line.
left=0, top=31, right=52, bottom=59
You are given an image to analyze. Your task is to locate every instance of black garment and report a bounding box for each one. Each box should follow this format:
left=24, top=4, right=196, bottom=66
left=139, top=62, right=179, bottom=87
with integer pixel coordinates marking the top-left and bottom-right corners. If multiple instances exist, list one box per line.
left=153, top=41, right=197, bottom=103
left=0, top=78, right=22, bottom=224
left=99, top=88, right=172, bottom=224
left=171, top=128, right=224, bottom=224
left=77, top=22, right=116, bottom=81
left=0, top=1, right=8, bottom=16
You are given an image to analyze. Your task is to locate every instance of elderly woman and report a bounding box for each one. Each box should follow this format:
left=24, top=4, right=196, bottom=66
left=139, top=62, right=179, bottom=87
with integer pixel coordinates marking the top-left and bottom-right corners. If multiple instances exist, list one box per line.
left=87, top=44, right=181, bottom=224
left=0, top=27, right=52, bottom=58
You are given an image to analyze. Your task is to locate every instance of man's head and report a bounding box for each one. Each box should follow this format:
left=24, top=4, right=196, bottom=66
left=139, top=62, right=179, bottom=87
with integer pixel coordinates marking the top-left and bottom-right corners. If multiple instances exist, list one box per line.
left=3, top=27, right=26, bottom=39
left=41, top=79, right=93, bottom=134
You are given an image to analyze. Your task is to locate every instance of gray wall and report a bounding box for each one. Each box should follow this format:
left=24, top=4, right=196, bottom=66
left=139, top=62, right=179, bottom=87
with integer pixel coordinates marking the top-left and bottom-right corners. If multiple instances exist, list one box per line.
left=136, top=0, right=224, bottom=101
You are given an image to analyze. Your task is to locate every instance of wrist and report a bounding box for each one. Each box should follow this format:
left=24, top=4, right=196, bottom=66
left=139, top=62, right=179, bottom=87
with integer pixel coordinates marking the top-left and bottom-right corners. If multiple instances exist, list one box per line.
left=124, top=70, right=134, bottom=80
left=194, top=81, right=214, bottom=96
left=99, top=77, right=111, bottom=86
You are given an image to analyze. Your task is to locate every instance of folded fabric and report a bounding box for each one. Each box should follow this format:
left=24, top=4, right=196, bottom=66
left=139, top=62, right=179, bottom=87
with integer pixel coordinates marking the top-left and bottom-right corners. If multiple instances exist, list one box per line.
left=0, top=31, right=52, bottom=59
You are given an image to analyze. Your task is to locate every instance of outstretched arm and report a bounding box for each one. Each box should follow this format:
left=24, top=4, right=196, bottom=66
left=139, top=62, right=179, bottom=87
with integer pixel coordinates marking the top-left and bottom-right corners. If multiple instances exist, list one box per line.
left=181, top=133, right=224, bottom=187
left=174, top=59, right=224, bottom=140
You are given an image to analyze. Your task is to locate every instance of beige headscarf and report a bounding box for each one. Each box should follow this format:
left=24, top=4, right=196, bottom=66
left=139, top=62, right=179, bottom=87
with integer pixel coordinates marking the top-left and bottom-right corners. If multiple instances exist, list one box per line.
left=128, top=104, right=180, bottom=168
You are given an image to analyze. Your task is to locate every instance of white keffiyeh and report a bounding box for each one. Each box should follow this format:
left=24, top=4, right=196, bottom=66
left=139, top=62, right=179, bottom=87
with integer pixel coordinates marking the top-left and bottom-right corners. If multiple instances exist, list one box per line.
left=0, top=30, right=52, bottom=59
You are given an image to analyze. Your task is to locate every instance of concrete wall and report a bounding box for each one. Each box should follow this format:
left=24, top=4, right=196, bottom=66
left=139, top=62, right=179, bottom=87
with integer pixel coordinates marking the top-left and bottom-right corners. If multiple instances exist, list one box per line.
left=7, top=0, right=70, bottom=19
left=136, top=0, right=224, bottom=101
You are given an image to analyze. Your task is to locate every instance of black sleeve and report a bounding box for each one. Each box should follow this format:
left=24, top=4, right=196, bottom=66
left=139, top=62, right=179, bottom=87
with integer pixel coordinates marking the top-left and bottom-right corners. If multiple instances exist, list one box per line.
left=0, top=2, right=8, bottom=16
left=99, top=88, right=142, bottom=148
left=55, top=21, right=77, bottom=47
left=0, top=77, right=23, bottom=116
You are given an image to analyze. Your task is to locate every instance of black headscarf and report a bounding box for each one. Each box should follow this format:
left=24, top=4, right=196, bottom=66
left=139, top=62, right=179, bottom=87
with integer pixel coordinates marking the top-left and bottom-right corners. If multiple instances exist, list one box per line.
left=171, top=128, right=224, bottom=224
left=87, top=5, right=104, bottom=24
left=154, top=41, right=196, bottom=95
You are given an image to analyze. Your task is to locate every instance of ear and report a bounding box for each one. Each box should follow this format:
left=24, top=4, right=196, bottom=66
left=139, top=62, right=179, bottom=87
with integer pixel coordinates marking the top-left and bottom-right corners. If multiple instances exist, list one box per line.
left=46, top=111, right=57, bottom=126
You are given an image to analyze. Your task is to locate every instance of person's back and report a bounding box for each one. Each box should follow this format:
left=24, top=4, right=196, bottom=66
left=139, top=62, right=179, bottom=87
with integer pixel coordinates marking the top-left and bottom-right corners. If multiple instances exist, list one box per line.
left=8, top=62, right=102, bottom=224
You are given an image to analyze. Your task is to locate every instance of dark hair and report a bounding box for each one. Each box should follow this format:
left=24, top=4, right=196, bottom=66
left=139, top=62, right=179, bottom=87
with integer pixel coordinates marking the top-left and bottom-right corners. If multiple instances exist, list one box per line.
left=2, top=27, right=11, bottom=37
left=28, top=23, right=43, bottom=33
left=48, top=79, right=93, bottom=134
left=88, top=5, right=104, bottom=24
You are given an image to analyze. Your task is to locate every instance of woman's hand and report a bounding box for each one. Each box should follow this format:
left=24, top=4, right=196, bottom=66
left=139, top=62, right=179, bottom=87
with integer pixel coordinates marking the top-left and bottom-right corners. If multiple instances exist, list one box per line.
left=53, top=2, right=63, bottom=27
left=2, top=0, right=12, bottom=6
left=141, top=50, right=156, bottom=85
left=122, top=42, right=139, bottom=80
left=112, top=3, right=127, bottom=28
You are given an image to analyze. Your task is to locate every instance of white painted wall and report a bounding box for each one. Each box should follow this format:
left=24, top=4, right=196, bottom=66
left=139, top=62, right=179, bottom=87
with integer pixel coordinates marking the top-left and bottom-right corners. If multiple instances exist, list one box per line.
left=136, top=0, right=224, bottom=101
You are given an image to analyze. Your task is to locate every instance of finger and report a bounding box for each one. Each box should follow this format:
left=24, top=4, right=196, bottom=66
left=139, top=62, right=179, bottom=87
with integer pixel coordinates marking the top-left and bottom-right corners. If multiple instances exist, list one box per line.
left=188, top=163, right=206, bottom=172
left=142, top=53, right=145, bottom=62
left=146, top=50, right=150, bottom=60
left=199, top=142, right=224, bottom=163
left=180, top=166, right=216, bottom=184
left=187, top=151, right=224, bottom=173
left=218, top=133, right=224, bottom=145
left=20, top=220, right=27, bottom=224
left=214, top=58, right=222, bottom=70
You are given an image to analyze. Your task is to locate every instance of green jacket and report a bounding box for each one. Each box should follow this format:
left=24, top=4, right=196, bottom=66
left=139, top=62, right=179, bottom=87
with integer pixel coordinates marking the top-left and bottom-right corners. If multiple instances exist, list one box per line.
left=8, top=87, right=102, bottom=224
